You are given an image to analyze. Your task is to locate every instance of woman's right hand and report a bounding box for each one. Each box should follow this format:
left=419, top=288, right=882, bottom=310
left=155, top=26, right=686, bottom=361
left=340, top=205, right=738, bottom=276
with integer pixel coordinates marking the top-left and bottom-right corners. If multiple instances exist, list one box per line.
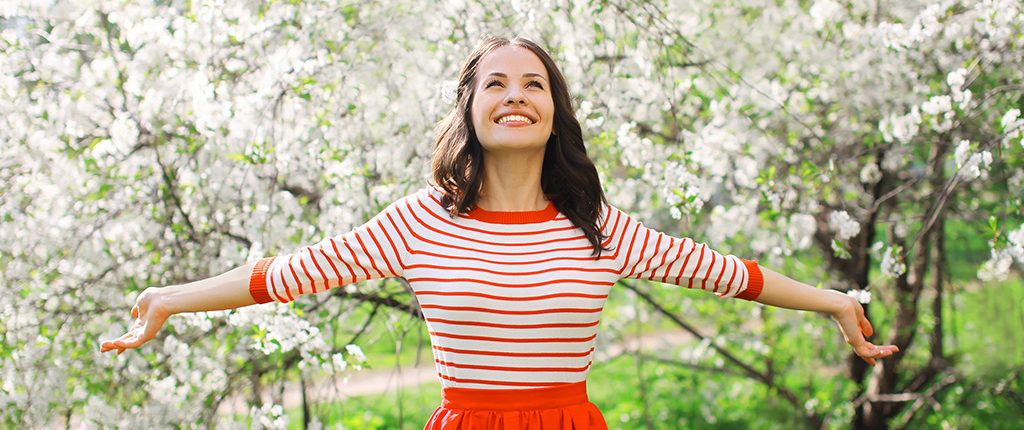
left=100, top=287, right=171, bottom=354
left=99, top=263, right=258, bottom=354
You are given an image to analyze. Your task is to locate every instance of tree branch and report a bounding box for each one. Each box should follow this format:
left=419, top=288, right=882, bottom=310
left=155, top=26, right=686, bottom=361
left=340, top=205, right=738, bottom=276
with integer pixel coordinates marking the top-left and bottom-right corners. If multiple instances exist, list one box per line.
left=618, top=280, right=816, bottom=424
left=327, top=282, right=422, bottom=320
left=894, top=371, right=958, bottom=429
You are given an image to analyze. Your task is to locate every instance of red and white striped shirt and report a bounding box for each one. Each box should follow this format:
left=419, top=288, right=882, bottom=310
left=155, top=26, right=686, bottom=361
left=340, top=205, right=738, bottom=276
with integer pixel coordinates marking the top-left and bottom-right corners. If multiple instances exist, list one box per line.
left=249, top=187, right=763, bottom=389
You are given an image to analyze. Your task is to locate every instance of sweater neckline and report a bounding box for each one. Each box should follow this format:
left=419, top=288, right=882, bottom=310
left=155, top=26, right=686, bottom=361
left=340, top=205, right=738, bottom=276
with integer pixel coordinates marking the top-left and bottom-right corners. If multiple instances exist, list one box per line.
left=465, top=201, right=560, bottom=224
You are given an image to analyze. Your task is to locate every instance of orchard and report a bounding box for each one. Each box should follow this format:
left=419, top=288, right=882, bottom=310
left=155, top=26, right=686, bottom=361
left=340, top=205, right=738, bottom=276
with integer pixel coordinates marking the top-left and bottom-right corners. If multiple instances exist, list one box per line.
left=1, top=1, right=1022, bottom=428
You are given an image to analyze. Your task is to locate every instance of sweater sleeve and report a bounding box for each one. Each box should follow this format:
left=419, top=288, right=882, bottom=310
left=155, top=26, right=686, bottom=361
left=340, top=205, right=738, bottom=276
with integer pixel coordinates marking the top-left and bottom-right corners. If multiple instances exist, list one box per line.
left=607, top=206, right=763, bottom=300
left=248, top=194, right=415, bottom=304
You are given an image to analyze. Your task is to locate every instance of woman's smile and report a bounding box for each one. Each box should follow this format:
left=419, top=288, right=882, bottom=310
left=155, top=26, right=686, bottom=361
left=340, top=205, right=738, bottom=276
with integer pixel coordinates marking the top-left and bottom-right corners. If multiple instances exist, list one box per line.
left=494, top=111, right=536, bottom=126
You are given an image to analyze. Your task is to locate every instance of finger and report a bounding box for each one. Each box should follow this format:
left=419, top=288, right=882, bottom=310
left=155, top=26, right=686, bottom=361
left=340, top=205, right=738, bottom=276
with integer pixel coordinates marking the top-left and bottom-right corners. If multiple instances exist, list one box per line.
left=855, top=344, right=878, bottom=366
left=849, top=299, right=873, bottom=338
left=118, top=332, right=144, bottom=349
left=102, top=344, right=125, bottom=354
left=109, top=328, right=141, bottom=348
left=877, top=345, right=900, bottom=356
left=860, top=317, right=874, bottom=338
left=100, top=339, right=125, bottom=352
left=102, top=315, right=153, bottom=353
left=104, top=331, right=134, bottom=349
left=131, top=304, right=140, bottom=319
left=835, top=312, right=864, bottom=345
left=857, top=343, right=900, bottom=359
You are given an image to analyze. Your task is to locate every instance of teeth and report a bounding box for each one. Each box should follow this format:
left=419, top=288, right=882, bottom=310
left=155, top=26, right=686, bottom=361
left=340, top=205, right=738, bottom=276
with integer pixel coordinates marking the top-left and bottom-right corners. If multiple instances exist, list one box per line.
left=497, top=114, right=532, bottom=124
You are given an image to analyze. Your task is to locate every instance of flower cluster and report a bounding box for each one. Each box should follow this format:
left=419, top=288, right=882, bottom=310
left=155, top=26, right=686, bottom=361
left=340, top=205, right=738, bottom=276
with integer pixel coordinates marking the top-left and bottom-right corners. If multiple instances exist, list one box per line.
left=954, top=140, right=993, bottom=181
left=1002, top=109, right=1023, bottom=148
left=881, top=246, right=907, bottom=278
left=829, top=210, right=861, bottom=241
left=979, top=225, right=1024, bottom=281
left=846, top=289, right=872, bottom=304
left=250, top=403, right=289, bottom=430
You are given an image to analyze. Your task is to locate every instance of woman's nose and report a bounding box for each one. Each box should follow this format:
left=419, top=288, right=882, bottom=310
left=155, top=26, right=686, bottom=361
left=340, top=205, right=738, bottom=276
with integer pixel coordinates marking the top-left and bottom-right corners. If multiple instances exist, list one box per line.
left=503, top=90, right=527, bottom=105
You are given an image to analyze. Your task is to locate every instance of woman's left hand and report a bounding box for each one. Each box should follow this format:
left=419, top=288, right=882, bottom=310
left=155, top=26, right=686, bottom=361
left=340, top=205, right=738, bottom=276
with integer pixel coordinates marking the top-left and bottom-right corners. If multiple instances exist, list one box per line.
left=755, top=267, right=900, bottom=366
left=829, top=293, right=900, bottom=366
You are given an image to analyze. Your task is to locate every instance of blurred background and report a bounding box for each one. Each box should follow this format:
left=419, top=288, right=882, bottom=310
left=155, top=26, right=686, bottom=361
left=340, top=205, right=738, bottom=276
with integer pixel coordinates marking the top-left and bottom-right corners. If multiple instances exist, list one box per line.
left=1, top=0, right=1022, bottom=428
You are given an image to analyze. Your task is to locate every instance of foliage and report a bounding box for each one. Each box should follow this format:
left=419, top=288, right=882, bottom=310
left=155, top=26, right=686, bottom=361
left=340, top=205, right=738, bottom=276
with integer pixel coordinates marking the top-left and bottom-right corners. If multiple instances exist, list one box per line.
left=1, top=0, right=1022, bottom=428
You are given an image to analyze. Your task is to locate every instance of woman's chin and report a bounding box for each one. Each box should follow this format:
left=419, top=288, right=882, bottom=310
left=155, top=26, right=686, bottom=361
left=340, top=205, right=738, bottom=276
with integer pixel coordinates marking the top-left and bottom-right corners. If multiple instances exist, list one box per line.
left=481, top=140, right=548, bottom=153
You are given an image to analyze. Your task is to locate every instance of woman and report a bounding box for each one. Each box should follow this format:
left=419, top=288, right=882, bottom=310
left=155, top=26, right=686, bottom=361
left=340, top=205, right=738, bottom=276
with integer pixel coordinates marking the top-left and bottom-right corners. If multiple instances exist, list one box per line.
left=101, top=36, right=898, bottom=429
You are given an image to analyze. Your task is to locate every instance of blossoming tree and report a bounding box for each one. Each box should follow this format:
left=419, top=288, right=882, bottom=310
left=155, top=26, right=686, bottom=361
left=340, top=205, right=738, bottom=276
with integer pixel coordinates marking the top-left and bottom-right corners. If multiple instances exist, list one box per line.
left=1, top=0, right=1021, bottom=428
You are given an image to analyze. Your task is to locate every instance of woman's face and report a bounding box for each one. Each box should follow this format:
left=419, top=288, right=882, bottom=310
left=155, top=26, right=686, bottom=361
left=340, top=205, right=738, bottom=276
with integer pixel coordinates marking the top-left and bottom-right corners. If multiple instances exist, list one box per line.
left=469, top=45, right=555, bottom=154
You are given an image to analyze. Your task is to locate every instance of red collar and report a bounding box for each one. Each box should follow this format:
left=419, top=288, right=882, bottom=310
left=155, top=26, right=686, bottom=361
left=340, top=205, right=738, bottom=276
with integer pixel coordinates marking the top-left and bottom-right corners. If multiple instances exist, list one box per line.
left=465, top=201, right=559, bottom=224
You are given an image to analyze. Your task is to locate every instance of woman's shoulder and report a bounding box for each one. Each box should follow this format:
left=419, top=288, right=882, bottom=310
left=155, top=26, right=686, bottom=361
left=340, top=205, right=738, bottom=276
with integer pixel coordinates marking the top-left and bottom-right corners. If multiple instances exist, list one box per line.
left=598, top=201, right=652, bottom=233
left=600, top=201, right=630, bottom=219
left=381, top=185, right=446, bottom=214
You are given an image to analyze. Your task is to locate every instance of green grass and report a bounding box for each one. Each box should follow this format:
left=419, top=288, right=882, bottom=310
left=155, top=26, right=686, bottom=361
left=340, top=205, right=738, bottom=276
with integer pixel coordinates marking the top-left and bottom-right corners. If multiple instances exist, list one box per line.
left=900, top=277, right=1024, bottom=429
left=947, top=278, right=1024, bottom=370
left=286, top=382, right=441, bottom=430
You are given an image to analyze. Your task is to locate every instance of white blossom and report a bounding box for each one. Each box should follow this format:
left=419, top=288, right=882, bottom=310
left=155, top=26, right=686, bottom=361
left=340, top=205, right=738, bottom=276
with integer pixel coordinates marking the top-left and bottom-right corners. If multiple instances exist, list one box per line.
left=345, top=344, right=367, bottom=363
left=859, top=163, right=881, bottom=184
left=881, top=245, right=907, bottom=278
left=947, top=68, right=972, bottom=106
left=983, top=224, right=1024, bottom=282
left=954, top=139, right=993, bottom=180
left=1002, top=108, right=1022, bottom=131
left=1010, top=227, right=1024, bottom=261
left=708, top=200, right=757, bottom=245
left=978, top=249, right=1013, bottom=281
left=786, top=213, right=816, bottom=250
left=847, top=289, right=872, bottom=304
left=439, top=80, right=458, bottom=104
left=946, top=68, right=967, bottom=89
left=809, top=0, right=842, bottom=30
left=829, top=210, right=861, bottom=240
left=879, top=107, right=922, bottom=143
left=331, top=352, right=348, bottom=373
left=921, top=95, right=952, bottom=116
left=250, top=403, right=289, bottom=430
left=1001, top=108, right=1023, bottom=148
left=662, top=162, right=705, bottom=217
left=617, top=122, right=654, bottom=169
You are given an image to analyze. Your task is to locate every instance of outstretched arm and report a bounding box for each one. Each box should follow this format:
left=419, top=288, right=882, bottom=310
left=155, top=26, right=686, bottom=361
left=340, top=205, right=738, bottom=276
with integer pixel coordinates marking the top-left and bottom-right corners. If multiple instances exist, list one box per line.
left=99, top=263, right=257, bottom=354
left=754, top=266, right=899, bottom=366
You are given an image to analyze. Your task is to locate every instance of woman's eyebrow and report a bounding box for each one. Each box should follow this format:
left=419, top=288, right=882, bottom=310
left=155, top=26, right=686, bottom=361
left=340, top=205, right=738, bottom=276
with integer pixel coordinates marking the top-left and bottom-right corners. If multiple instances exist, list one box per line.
left=484, top=72, right=548, bottom=81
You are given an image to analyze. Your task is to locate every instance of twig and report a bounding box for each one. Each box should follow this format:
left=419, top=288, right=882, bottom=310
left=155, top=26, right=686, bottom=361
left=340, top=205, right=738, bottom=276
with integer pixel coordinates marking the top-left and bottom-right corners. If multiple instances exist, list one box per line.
left=618, top=280, right=807, bottom=414
left=895, top=371, right=958, bottom=429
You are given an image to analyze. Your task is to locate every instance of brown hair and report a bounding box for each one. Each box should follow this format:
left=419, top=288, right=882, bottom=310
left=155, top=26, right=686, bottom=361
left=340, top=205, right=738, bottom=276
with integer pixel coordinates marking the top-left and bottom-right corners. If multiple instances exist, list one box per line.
left=431, top=35, right=608, bottom=256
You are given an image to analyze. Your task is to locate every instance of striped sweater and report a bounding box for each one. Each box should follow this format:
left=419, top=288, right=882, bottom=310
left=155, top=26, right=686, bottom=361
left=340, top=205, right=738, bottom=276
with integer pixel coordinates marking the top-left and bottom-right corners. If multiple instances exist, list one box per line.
left=249, top=187, right=763, bottom=389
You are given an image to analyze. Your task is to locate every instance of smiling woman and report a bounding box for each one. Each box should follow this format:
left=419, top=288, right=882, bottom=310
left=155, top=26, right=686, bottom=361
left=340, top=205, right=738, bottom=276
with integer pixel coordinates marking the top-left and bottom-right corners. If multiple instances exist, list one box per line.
left=433, top=37, right=609, bottom=259
left=100, top=35, right=898, bottom=430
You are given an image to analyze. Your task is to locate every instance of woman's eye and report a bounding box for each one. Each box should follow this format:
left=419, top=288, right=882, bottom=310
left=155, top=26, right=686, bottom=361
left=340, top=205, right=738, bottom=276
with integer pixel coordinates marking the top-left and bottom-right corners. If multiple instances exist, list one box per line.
left=485, top=80, right=503, bottom=88
left=527, top=80, right=544, bottom=89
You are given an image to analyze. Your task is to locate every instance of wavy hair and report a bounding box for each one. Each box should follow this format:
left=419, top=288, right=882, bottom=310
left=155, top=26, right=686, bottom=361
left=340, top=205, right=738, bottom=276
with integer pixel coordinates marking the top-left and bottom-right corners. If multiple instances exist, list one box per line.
left=431, top=36, right=608, bottom=257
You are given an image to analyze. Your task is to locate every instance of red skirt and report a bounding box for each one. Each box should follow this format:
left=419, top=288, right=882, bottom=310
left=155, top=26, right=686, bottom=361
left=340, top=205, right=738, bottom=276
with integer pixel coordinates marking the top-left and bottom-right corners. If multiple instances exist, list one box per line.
left=423, top=381, right=608, bottom=429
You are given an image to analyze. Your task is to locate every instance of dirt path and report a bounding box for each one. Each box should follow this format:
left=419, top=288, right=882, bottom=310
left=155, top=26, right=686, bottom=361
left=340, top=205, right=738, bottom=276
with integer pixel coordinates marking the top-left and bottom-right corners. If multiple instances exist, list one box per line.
left=216, top=361, right=439, bottom=416
left=217, top=329, right=696, bottom=416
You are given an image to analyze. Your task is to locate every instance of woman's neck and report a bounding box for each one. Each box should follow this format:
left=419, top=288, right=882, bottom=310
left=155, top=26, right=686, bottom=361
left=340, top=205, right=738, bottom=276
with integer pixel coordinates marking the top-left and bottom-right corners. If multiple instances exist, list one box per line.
left=478, top=149, right=547, bottom=211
